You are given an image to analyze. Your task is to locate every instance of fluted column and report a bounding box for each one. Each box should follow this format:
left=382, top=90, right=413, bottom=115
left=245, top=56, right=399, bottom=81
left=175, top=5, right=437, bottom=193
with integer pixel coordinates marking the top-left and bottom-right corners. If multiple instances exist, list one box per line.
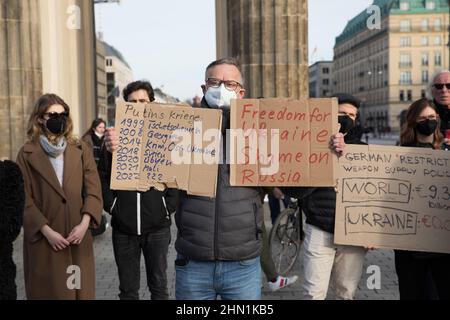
left=216, top=0, right=308, bottom=99
left=39, top=0, right=97, bottom=137
left=0, top=0, right=42, bottom=160
left=0, top=0, right=97, bottom=160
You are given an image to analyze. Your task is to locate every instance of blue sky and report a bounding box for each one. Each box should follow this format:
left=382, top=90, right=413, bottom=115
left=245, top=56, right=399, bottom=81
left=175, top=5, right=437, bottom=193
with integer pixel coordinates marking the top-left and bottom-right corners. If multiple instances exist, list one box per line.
left=96, top=0, right=373, bottom=102
left=309, top=0, right=372, bottom=62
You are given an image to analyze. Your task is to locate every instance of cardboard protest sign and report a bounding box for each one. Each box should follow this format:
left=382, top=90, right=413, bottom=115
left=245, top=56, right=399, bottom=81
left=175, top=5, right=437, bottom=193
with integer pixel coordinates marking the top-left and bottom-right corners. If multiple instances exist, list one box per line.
left=334, top=144, right=450, bottom=254
left=111, top=101, right=222, bottom=197
left=230, top=98, right=339, bottom=187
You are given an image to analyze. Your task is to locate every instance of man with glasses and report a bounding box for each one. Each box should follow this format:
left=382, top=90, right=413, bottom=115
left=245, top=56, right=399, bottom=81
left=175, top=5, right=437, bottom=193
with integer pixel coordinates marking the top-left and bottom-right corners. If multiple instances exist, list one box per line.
left=176, top=58, right=344, bottom=300
left=173, top=58, right=264, bottom=300
left=431, top=70, right=450, bottom=147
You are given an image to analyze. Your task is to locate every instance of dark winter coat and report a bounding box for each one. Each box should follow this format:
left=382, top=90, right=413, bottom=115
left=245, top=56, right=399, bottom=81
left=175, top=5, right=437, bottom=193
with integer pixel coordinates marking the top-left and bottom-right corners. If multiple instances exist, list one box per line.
left=282, top=135, right=367, bottom=234
left=175, top=99, right=265, bottom=261
left=100, top=149, right=179, bottom=235
left=0, top=160, right=24, bottom=300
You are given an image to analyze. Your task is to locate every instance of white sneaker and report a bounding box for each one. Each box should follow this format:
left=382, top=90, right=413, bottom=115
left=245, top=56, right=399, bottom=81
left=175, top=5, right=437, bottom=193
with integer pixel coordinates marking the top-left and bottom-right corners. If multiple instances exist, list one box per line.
left=267, top=275, right=298, bottom=292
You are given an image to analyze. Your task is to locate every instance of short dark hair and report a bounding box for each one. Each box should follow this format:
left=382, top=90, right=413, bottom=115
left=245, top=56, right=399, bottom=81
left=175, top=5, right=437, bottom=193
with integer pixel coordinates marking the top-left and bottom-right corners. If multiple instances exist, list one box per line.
left=122, top=80, right=155, bottom=102
left=205, top=58, right=243, bottom=84
left=333, top=93, right=361, bottom=109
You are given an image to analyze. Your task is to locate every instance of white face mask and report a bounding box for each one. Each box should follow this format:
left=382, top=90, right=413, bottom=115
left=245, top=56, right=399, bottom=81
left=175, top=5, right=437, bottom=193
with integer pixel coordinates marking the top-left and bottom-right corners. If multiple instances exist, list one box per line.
left=204, top=84, right=237, bottom=109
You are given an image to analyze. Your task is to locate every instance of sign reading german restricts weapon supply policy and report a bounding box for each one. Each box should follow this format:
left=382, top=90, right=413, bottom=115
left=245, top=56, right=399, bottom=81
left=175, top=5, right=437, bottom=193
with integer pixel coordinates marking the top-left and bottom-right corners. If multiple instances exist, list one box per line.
left=230, top=98, right=339, bottom=187
left=334, top=144, right=450, bottom=254
left=111, top=101, right=222, bottom=197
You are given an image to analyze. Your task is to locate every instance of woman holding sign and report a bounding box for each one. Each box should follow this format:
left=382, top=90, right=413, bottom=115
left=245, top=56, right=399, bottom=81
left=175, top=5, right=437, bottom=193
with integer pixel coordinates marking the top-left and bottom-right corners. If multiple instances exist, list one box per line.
left=16, top=94, right=103, bottom=299
left=397, top=98, right=450, bottom=300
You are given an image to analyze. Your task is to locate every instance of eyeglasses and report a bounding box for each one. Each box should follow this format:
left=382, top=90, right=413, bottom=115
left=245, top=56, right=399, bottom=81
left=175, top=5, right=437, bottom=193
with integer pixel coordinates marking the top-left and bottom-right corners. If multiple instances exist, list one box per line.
left=206, top=78, right=242, bottom=91
left=432, top=83, right=450, bottom=90
left=44, top=112, right=69, bottom=119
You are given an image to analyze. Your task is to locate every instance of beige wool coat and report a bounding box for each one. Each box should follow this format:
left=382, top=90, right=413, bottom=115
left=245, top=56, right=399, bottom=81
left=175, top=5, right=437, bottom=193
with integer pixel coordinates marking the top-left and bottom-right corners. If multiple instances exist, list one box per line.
left=16, top=140, right=102, bottom=300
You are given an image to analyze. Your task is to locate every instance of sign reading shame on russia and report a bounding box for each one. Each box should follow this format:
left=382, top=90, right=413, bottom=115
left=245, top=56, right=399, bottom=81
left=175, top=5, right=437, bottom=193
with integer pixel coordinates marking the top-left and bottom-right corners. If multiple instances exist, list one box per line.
left=334, top=144, right=450, bottom=254
left=230, top=98, right=339, bottom=186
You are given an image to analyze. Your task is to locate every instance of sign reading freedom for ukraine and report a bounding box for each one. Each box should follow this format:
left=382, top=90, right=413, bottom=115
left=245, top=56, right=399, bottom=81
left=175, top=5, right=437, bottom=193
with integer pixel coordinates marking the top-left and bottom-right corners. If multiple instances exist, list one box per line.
left=334, top=144, right=450, bottom=254
left=230, top=98, right=339, bottom=187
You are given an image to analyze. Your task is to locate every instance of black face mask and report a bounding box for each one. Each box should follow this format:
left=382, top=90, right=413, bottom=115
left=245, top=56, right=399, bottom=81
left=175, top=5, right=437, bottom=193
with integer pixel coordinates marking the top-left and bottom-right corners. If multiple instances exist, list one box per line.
left=338, top=115, right=355, bottom=134
left=45, top=116, right=67, bottom=135
left=415, top=119, right=438, bottom=136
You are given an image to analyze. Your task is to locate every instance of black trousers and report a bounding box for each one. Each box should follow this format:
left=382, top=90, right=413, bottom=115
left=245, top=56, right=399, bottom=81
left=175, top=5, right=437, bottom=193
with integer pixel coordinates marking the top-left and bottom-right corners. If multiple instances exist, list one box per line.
left=395, top=250, right=450, bottom=300
left=268, top=194, right=290, bottom=225
left=112, top=227, right=171, bottom=300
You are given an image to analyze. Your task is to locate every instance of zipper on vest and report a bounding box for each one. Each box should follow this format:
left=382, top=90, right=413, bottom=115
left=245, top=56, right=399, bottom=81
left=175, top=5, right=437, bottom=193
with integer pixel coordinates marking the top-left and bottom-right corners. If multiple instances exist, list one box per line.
left=253, top=203, right=260, bottom=240
left=213, top=168, right=221, bottom=260
left=137, top=193, right=141, bottom=235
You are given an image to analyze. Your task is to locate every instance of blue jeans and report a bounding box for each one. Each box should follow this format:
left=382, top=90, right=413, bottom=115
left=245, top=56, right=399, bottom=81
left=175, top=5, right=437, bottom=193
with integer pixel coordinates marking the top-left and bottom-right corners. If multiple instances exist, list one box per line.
left=175, top=256, right=261, bottom=300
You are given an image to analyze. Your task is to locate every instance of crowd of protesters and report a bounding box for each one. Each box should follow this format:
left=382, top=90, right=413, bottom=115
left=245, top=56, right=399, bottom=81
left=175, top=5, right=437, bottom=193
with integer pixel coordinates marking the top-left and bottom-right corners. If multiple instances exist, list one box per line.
left=0, top=61, right=449, bottom=300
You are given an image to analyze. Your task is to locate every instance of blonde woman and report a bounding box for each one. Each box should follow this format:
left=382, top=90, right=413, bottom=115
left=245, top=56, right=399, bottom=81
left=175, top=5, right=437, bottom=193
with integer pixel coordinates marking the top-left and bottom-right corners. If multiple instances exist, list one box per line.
left=16, top=94, right=102, bottom=299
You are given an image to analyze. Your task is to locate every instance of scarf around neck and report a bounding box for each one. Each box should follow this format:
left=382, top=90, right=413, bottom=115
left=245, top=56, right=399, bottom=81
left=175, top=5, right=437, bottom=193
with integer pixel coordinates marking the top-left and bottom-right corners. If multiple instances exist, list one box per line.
left=39, top=135, right=67, bottom=158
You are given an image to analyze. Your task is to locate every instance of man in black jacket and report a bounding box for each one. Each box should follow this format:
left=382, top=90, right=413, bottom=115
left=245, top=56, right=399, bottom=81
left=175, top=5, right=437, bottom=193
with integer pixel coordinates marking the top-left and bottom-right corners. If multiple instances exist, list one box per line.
left=283, top=93, right=367, bottom=300
left=101, top=81, right=179, bottom=300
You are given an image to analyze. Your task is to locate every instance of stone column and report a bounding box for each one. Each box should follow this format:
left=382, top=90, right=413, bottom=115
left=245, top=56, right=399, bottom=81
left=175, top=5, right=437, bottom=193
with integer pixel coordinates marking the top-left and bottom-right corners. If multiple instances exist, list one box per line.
left=215, top=0, right=229, bottom=61
left=0, top=0, right=97, bottom=160
left=39, top=0, right=97, bottom=137
left=0, top=0, right=42, bottom=160
left=216, top=0, right=308, bottom=99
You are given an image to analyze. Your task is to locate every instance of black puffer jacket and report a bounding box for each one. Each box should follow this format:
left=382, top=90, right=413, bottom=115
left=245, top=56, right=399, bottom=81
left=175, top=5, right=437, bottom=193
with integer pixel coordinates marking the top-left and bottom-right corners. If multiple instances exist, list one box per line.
left=0, top=160, right=24, bottom=300
left=175, top=99, right=265, bottom=261
left=282, top=187, right=337, bottom=234
left=283, top=136, right=367, bottom=234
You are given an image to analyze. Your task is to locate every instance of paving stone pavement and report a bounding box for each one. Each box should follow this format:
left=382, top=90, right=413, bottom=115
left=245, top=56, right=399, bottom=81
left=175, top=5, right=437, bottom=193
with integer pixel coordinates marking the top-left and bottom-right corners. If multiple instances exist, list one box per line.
left=13, top=204, right=399, bottom=300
